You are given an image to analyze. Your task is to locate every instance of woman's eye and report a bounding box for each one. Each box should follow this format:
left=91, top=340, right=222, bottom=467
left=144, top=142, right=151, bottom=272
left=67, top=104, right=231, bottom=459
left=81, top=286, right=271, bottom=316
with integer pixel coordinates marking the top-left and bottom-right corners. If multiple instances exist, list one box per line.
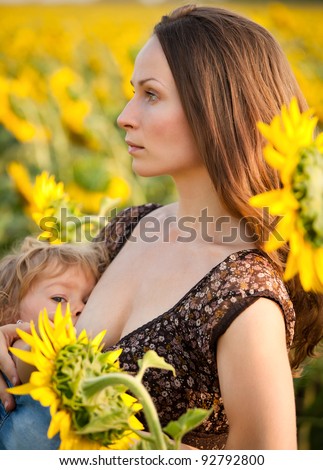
left=51, top=296, right=67, bottom=303
left=145, top=91, right=158, bottom=102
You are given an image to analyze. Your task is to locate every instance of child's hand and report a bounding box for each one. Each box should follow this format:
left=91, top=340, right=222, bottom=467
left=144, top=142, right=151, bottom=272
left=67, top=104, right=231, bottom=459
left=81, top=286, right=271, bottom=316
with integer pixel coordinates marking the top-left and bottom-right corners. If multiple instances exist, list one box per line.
left=0, top=322, right=30, bottom=411
left=10, top=327, right=36, bottom=385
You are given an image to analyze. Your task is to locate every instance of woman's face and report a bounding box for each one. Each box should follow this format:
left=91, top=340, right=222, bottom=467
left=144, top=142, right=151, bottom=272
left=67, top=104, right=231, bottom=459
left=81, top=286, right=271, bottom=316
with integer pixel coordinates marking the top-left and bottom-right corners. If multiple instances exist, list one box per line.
left=117, top=35, right=202, bottom=178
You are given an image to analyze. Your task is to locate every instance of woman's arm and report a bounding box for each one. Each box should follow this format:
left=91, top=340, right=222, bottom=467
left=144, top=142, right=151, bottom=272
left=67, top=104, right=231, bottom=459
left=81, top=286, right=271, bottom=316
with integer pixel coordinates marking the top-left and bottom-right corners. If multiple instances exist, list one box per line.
left=217, top=297, right=297, bottom=450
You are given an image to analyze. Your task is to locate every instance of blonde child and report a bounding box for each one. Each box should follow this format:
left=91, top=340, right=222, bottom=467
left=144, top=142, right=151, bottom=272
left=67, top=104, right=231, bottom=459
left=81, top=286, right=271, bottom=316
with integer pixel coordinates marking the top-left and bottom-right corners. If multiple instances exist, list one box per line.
left=0, top=236, right=109, bottom=379
left=0, top=236, right=108, bottom=327
left=0, top=236, right=109, bottom=449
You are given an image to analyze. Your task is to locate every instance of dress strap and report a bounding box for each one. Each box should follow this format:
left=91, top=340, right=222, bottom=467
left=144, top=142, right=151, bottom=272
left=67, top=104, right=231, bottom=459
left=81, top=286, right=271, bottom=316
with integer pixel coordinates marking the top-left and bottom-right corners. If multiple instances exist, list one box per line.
left=94, top=203, right=161, bottom=261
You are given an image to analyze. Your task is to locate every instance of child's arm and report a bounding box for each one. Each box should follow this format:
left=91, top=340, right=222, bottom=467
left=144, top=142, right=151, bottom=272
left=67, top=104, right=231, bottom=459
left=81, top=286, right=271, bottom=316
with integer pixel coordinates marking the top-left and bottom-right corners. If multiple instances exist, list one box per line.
left=0, top=322, right=31, bottom=411
left=11, top=339, right=35, bottom=384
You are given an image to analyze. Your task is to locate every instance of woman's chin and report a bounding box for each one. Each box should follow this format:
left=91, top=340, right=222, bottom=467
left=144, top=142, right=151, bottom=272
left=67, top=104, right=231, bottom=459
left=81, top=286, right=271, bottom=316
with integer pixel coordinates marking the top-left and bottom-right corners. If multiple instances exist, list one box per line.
left=132, top=163, right=164, bottom=178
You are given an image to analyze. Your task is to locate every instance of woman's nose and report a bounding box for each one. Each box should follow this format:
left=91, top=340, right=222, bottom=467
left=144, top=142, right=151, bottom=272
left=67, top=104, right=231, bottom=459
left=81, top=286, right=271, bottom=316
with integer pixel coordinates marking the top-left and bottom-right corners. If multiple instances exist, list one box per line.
left=117, top=99, right=137, bottom=129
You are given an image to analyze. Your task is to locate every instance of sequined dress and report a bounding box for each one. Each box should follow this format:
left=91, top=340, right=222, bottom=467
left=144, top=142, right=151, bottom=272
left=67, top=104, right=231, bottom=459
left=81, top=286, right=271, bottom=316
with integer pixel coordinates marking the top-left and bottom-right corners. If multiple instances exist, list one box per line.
left=96, top=204, right=296, bottom=449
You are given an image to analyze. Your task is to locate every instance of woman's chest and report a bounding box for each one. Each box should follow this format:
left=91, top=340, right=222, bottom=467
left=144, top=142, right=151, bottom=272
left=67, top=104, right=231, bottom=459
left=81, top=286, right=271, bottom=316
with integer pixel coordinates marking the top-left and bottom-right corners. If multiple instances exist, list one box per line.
left=107, top=237, right=229, bottom=339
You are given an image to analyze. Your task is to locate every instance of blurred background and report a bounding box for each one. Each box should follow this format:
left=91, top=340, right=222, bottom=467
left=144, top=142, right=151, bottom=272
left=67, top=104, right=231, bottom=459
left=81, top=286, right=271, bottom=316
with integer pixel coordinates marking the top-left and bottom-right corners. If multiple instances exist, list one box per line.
left=0, top=0, right=322, bottom=449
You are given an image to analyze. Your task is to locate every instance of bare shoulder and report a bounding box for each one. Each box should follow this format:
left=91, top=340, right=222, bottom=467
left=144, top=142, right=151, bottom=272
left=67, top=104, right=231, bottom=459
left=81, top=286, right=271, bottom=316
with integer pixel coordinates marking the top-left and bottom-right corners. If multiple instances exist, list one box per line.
left=217, top=298, right=297, bottom=449
left=217, top=297, right=289, bottom=388
left=219, top=297, right=286, bottom=351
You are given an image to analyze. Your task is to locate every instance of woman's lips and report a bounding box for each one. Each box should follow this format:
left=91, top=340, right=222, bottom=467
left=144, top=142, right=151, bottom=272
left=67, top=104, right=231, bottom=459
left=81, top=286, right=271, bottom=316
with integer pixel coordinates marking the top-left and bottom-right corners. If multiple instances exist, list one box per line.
left=126, top=140, right=144, bottom=154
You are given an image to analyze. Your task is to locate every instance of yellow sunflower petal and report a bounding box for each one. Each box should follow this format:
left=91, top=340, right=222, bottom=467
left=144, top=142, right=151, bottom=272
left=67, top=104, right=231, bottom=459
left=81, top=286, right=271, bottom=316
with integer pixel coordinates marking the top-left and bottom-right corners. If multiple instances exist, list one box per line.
left=52, top=305, right=76, bottom=347
left=280, top=158, right=300, bottom=187
left=14, top=328, right=37, bottom=349
left=276, top=211, right=297, bottom=239
left=7, top=382, right=36, bottom=395
left=281, top=104, right=296, bottom=140
left=257, top=121, right=275, bottom=146
left=284, top=251, right=300, bottom=282
left=314, top=247, right=323, bottom=286
left=60, top=433, right=105, bottom=450
left=121, top=392, right=142, bottom=409
left=30, top=370, right=53, bottom=387
left=249, top=189, right=286, bottom=212
left=90, top=330, right=107, bottom=351
left=8, top=347, right=37, bottom=366
left=269, top=116, right=292, bottom=155
left=77, top=329, right=88, bottom=343
left=41, top=309, right=57, bottom=347
left=37, top=311, right=56, bottom=357
left=301, top=116, right=318, bottom=146
left=265, top=231, right=286, bottom=251
left=289, top=229, right=304, bottom=256
left=30, top=387, right=58, bottom=407
left=263, top=145, right=286, bottom=170
left=48, top=410, right=71, bottom=439
left=265, top=211, right=296, bottom=251
left=128, top=414, right=144, bottom=431
left=29, top=321, right=55, bottom=359
left=53, top=302, right=64, bottom=327
left=298, top=242, right=316, bottom=291
left=105, top=348, right=123, bottom=364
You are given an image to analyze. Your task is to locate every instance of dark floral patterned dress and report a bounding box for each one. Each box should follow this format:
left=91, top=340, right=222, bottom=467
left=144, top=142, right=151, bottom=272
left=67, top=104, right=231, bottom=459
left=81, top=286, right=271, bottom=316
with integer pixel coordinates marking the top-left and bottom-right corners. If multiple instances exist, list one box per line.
left=96, top=204, right=296, bottom=449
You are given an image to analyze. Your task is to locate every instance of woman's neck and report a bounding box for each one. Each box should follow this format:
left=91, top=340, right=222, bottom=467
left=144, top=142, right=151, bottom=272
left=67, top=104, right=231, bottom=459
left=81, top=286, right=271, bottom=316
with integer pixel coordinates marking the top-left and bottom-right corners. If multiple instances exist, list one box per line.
left=170, top=169, right=254, bottom=247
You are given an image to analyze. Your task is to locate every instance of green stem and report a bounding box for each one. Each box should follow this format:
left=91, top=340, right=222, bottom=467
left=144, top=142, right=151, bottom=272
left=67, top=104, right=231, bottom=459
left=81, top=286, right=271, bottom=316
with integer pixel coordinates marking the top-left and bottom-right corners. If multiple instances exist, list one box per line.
left=83, top=373, right=167, bottom=450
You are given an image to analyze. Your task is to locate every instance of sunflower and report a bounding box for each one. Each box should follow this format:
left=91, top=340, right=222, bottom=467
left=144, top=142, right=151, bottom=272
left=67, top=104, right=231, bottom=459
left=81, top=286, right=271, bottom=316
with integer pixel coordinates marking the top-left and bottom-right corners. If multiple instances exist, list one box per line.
left=250, top=97, right=323, bottom=292
left=31, top=171, right=67, bottom=220
left=8, top=304, right=143, bottom=450
left=8, top=164, right=70, bottom=243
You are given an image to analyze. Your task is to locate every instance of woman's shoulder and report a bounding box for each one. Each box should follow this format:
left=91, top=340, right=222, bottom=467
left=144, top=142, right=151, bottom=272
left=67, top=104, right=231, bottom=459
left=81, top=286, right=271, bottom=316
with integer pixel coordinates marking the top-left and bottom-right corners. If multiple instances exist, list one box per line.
left=208, top=249, right=296, bottom=348
left=94, top=203, right=162, bottom=260
left=219, top=249, right=293, bottom=309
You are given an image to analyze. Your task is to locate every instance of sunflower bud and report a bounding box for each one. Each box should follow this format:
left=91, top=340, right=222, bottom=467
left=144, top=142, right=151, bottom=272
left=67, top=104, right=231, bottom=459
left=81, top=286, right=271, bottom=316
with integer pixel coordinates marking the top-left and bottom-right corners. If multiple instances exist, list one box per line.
left=53, top=342, right=141, bottom=447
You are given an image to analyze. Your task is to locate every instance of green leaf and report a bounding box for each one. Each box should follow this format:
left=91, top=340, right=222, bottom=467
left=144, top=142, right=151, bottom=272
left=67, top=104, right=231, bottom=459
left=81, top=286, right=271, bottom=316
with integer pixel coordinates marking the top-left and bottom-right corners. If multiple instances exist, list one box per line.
left=136, top=350, right=176, bottom=382
left=163, top=408, right=212, bottom=443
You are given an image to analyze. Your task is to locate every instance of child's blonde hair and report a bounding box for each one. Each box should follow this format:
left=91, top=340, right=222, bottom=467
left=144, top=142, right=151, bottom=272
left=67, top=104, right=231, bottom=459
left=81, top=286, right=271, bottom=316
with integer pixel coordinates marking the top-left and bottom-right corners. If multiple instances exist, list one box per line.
left=0, top=237, right=109, bottom=326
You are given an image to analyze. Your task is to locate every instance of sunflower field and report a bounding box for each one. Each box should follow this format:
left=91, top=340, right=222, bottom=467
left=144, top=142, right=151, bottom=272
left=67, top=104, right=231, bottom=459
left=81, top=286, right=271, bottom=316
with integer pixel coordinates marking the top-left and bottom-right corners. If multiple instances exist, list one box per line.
left=0, top=0, right=323, bottom=449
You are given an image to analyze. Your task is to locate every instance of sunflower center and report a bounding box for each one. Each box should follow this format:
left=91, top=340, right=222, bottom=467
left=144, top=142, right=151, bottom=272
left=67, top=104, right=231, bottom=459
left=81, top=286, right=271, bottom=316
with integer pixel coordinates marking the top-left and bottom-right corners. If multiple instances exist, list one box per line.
left=292, top=146, right=323, bottom=247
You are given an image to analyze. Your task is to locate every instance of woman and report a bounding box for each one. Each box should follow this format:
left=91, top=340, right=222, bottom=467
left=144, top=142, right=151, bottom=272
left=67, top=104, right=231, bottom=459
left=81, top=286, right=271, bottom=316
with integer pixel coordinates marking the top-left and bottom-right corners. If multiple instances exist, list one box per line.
left=0, top=4, right=322, bottom=449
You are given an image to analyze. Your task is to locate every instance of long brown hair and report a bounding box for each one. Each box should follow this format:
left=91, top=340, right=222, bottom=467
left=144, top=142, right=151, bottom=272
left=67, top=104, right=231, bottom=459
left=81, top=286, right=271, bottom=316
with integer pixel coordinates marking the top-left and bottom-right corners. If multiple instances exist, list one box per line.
left=154, top=4, right=323, bottom=371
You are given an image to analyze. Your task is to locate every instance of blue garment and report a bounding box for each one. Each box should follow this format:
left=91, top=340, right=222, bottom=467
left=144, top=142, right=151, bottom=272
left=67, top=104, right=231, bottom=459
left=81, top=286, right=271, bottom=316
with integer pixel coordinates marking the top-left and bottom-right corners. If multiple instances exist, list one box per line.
left=0, top=378, right=60, bottom=450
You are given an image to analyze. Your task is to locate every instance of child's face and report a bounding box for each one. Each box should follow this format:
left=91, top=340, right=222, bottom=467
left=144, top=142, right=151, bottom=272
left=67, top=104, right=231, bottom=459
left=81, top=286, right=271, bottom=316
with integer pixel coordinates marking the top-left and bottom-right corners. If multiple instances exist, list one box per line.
left=19, top=264, right=97, bottom=325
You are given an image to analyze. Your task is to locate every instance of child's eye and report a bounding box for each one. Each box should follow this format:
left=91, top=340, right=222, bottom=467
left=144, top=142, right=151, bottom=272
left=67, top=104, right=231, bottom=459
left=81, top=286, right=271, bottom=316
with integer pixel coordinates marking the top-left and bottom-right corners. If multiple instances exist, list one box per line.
left=51, top=296, right=67, bottom=303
